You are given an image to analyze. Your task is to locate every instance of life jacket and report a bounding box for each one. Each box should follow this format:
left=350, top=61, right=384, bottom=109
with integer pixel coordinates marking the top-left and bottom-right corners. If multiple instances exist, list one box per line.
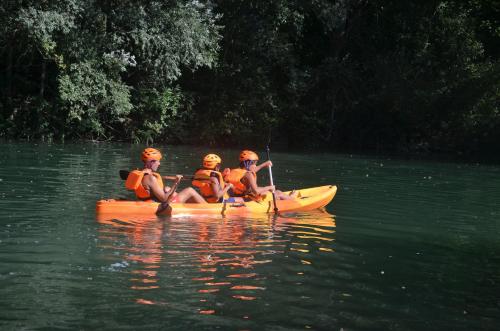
left=224, top=168, right=256, bottom=196
left=192, top=169, right=225, bottom=203
left=125, top=170, right=164, bottom=200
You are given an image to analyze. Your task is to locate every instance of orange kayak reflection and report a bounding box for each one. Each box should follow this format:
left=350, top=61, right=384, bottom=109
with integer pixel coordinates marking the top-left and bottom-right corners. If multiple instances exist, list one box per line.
left=96, top=211, right=336, bottom=313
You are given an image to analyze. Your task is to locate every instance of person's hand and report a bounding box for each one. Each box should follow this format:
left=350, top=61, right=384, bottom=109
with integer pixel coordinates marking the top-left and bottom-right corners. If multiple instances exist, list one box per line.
left=267, top=161, right=273, bottom=168
left=175, top=174, right=183, bottom=182
left=268, top=185, right=275, bottom=192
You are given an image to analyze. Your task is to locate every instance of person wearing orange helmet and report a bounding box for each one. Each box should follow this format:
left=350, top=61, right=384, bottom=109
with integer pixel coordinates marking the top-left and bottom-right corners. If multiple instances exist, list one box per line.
left=126, top=147, right=206, bottom=205
left=191, top=154, right=235, bottom=203
left=224, top=150, right=297, bottom=201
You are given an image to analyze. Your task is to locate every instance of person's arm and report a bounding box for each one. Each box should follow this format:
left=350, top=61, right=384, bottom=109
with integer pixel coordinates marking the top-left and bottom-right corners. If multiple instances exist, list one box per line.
left=244, top=172, right=274, bottom=195
left=222, top=183, right=233, bottom=196
left=209, top=177, right=233, bottom=200
left=143, top=175, right=182, bottom=202
left=255, top=160, right=272, bottom=173
left=165, top=175, right=183, bottom=202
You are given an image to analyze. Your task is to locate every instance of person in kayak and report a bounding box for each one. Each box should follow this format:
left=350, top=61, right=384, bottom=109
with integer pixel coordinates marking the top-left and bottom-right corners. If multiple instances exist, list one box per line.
left=224, top=150, right=298, bottom=201
left=126, top=148, right=206, bottom=204
left=191, top=154, right=236, bottom=203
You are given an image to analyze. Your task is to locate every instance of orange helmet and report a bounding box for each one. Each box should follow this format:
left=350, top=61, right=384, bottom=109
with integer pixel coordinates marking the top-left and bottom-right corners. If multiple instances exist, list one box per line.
left=239, top=150, right=259, bottom=162
left=141, top=148, right=162, bottom=162
left=203, top=154, right=222, bottom=169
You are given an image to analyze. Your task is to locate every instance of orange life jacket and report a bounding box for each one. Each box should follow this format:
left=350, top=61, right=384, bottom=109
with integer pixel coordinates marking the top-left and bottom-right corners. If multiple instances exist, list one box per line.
left=125, top=170, right=164, bottom=200
left=192, top=169, right=225, bottom=203
left=224, top=168, right=256, bottom=196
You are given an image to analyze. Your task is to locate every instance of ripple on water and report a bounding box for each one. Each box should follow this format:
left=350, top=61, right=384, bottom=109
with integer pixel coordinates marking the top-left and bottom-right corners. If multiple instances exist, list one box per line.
left=91, top=211, right=338, bottom=327
left=1, top=143, right=500, bottom=330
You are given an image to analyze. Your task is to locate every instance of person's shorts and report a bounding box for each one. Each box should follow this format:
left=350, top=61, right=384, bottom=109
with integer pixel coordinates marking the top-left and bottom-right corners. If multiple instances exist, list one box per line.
left=223, top=197, right=238, bottom=203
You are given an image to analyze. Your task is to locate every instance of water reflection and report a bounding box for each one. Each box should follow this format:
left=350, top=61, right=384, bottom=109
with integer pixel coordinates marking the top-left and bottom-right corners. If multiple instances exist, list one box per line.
left=96, top=211, right=336, bottom=315
left=97, top=218, right=164, bottom=291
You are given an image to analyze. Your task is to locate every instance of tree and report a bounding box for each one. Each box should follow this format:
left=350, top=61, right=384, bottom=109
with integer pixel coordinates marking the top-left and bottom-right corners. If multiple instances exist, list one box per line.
left=0, top=0, right=221, bottom=141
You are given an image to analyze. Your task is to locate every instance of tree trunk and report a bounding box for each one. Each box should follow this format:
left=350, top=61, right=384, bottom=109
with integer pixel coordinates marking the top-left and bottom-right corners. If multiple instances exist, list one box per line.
left=324, top=89, right=337, bottom=143
left=6, top=38, right=13, bottom=112
left=40, top=60, right=46, bottom=98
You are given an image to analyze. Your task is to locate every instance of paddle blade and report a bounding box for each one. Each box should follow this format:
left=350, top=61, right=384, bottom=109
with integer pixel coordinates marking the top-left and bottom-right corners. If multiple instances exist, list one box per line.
left=119, top=170, right=129, bottom=180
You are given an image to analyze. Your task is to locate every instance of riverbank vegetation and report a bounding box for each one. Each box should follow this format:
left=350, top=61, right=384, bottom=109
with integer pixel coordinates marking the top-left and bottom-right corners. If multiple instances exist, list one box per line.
left=0, top=0, right=498, bottom=156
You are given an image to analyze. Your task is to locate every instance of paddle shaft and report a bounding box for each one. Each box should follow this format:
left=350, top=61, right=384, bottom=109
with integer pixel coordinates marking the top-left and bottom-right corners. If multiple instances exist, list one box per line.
left=266, top=146, right=279, bottom=213
left=119, top=170, right=193, bottom=181
left=166, top=177, right=182, bottom=203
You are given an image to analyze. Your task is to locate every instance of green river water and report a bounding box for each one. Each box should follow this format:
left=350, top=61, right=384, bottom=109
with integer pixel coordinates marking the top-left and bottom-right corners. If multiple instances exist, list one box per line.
left=0, top=142, right=499, bottom=330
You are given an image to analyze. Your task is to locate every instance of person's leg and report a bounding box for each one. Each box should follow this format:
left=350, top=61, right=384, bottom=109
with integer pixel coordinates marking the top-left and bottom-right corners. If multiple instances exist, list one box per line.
left=175, top=187, right=206, bottom=203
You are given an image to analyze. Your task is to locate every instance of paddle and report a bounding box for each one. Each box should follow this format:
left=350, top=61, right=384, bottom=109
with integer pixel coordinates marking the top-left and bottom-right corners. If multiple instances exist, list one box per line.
left=119, top=170, right=194, bottom=181
left=266, top=145, right=279, bottom=214
left=156, top=174, right=183, bottom=215
left=165, top=175, right=182, bottom=203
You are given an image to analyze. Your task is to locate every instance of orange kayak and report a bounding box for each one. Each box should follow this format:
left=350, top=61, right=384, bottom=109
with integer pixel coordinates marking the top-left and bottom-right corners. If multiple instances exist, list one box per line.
left=96, top=185, right=337, bottom=218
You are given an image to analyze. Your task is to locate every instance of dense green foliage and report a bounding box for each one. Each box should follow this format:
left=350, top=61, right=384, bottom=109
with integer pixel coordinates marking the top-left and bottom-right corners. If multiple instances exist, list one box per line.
left=0, top=0, right=220, bottom=141
left=1, top=0, right=498, bottom=156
